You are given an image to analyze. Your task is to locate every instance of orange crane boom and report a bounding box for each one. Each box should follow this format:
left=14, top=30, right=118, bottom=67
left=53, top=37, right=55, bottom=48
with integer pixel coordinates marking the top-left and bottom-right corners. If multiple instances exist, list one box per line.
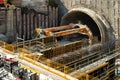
left=34, top=24, right=93, bottom=44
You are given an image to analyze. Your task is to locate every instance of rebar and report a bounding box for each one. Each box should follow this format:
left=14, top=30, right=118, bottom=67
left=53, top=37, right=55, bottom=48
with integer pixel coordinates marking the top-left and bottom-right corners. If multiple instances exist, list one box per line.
left=51, top=44, right=102, bottom=64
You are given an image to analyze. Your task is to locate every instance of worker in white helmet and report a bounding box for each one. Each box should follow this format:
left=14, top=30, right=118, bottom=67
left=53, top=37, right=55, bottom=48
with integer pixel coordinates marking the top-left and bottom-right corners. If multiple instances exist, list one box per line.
left=33, top=28, right=46, bottom=38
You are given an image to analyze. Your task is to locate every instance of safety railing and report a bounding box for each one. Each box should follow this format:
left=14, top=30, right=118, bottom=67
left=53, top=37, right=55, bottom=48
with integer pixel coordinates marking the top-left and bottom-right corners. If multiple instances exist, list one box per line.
left=15, top=37, right=84, bottom=59
left=0, top=41, right=5, bottom=47
left=42, top=40, right=83, bottom=58
left=90, top=75, right=100, bottom=80
left=15, top=37, right=56, bottom=48
left=72, top=72, right=99, bottom=80
left=4, top=44, right=15, bottom=54
left=18, top=48, right=32, bottom=54
left=0, top=41, right=15, bottom=54
left=18, top=50, right=76, bottom=74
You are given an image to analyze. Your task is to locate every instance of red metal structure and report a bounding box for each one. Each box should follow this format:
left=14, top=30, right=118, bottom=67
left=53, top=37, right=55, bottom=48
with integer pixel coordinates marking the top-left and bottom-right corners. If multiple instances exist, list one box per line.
left=34, top=24, right=93, bottom=44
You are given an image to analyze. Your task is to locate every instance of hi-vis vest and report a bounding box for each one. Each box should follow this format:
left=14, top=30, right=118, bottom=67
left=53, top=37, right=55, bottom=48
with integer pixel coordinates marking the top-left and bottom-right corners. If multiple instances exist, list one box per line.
left=0, top=0, right=7, bottom=7
left=0, top=0, right=4, bottom=4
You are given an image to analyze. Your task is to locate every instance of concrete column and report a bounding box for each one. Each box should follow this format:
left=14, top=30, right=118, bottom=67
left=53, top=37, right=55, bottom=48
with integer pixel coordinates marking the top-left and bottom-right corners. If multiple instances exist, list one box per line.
left=6, top=9, right=16, bottom=43
left=0, top=9, right=7, bottom=34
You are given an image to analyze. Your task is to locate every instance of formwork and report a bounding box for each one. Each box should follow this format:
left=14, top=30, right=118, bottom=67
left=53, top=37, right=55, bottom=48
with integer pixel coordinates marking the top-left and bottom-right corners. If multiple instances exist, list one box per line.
left=2, top=38, right=117, bottom=79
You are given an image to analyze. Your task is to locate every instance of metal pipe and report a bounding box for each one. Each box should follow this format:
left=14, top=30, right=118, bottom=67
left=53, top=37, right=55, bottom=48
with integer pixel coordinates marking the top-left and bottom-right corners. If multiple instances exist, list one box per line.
left=74, top=73, right=86, bottom=79
left=43, top=23, right=75, bottom=32
left=73, top=62, right=108, bottom=79
left=61, top=8, right=115, bottom=45
left=53, top=25, right=93, bottom=44
left=86, top=62, right=109, bottom=74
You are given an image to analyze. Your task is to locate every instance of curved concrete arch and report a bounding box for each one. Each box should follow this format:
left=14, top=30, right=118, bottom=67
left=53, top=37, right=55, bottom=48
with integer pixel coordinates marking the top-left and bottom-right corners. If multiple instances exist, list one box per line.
left=61, top=8, right=115, bottom=44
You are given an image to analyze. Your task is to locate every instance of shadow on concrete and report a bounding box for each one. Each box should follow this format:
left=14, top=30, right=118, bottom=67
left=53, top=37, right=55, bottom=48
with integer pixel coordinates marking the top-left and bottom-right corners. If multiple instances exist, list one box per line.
left=53, top=0, right=68, bottom=25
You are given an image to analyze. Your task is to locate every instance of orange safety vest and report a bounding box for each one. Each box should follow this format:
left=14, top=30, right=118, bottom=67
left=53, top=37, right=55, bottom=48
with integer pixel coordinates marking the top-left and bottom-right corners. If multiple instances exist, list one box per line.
left=0, top=0, right=8, bottom=7
left=0, top=0, right=4, bottom=4
left=3, top=0, right=7, bottom=7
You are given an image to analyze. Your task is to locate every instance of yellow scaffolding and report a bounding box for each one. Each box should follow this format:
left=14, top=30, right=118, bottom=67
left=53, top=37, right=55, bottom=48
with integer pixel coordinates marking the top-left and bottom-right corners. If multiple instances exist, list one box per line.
left=0, top=41, right=15, bottom=54
left=18, top=53, right=75, bottom=74
left=18, top=52, right=77, bottom=80
left=3, top=44, right=15, bottom=54
left=0, top=40, right=113, bottom=80
left=18, top=49, right=101, bottom=80
left=18, top=48, right=32, bottom=54
left=0, top=41, right=5, bottom=47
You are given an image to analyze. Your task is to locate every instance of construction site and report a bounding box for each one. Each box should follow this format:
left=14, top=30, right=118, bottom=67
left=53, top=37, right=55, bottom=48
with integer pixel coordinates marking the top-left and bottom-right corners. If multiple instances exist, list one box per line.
left=0, top=0, right=120, bottom=80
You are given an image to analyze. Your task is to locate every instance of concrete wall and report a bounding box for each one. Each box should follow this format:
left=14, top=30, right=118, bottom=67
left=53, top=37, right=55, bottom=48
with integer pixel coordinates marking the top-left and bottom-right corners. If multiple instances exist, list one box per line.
left=0, top=10, right=7, bottom=34
left=0, top=6, right=58, bottom=43
left=0, top=9, right=16, bottom=43
left=55, top=0, right=120, bottom=39
left=22, top=0, right=47, bottom=12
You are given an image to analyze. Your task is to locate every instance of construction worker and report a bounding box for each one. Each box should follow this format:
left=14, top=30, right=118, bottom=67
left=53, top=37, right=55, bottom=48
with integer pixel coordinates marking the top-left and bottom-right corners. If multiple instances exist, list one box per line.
left=0, top=0, right=5, bottom=7
left=0, top=0, right=12, bottom=7
left=32, top=28, right=47, bottom=38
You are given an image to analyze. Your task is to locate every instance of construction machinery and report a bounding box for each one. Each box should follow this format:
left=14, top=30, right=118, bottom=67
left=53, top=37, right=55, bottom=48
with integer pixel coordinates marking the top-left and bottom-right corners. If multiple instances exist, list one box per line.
left=33, top=23, right=93, bottom=45
left=0, top=1, right=119, bottom=79
left=6, top=21, right=114, bottom=80
left=0, top=56, right=39, bottom=80
left=0, top=32, right=119, bottom=80
left=2, top=58, right=18, bottom=73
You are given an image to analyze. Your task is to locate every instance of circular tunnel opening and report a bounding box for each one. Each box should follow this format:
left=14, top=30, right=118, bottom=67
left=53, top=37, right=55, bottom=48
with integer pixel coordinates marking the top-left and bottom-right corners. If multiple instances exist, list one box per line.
left=61, top=11, right=101, bottom=43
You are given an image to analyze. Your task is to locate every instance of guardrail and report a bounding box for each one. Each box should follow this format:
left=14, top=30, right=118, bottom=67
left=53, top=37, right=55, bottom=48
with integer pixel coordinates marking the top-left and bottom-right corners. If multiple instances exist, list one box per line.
left=0, top=41, right=15, bottom=54
left=18, top=51, right=75, bottom=74
left=17, top=48, right=101, bottom=80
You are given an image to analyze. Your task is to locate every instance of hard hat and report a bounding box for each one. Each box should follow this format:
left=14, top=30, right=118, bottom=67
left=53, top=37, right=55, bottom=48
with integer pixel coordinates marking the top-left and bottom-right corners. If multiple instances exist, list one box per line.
left=35, top=28, right=42, bottom=34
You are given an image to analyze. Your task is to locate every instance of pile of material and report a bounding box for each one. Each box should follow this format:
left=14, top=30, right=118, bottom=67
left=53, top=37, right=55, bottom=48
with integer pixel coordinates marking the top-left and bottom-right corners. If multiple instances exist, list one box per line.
left=51, top=44, right=102, bottom=64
